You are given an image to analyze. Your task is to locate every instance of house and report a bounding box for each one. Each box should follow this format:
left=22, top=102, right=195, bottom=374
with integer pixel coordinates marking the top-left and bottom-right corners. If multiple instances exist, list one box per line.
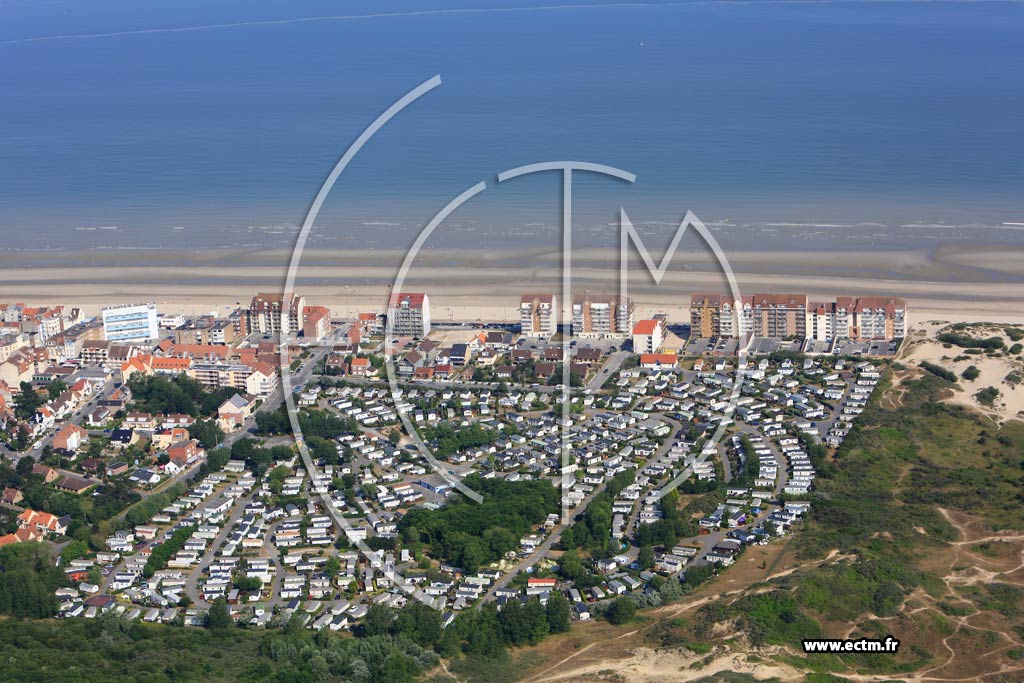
left=450, top=344, right=471, bottom=366
left=349, top=357, right=372, bottom=377
left=129, top=469, right=161, bottom=486
left=32, top=464, right=59, bottom=483
left=52, top=413, right=91, bottom=445
left=86, top=407, right=111, bottom=427
left=152, top=427, right=190, bottom=450
left=217, top=393, right=256, bottom=430
left=397, top=351, right=424, bottom=375
left=632, top=318, right=666, bottom=354
left=161, top=414, right=195, bottom=430
left=106, top=461, right=129, bottom=477
left=534, top=362, right=556, bottom=379
left=302, top=305, right=331, bottom=341
left=80, top=457, right=105, bottom=474
left=167, top=440, right=204, bottom=469
left=54, top=475, right=97, bottom=495
left=639, top=353, right=677, bottom=370
left=0, top=527, right=41, bottom=547
left=109, top=428, right=140, bottom=449
left=2, top=487, right=23, bottom=505
left=484, top=331, right=513, bottom=350
left=124, top=412, right=157, bottom=432
left=18, top=509, right=69, bottom=535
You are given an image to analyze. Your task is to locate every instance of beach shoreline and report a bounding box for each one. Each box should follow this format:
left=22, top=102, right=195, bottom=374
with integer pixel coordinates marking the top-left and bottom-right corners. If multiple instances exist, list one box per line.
left=2, top=247, right=1023, bottom=326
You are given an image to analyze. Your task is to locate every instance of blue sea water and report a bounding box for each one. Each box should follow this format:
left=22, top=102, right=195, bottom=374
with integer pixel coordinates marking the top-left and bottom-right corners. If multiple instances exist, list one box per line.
left=0, top=0, right=1022, bottom=255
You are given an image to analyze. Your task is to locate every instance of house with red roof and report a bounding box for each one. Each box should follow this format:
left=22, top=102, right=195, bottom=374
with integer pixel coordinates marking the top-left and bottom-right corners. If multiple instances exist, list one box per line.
left=53, top=423, right=87, bottom=453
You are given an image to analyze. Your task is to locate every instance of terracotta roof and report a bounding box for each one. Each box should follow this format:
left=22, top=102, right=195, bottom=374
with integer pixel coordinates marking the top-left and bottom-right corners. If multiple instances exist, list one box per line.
left=388, top=292, right=426, bottom=308
left=640, top=353, right=678, bottom=366
left=632, top=319, right=659, bottom=335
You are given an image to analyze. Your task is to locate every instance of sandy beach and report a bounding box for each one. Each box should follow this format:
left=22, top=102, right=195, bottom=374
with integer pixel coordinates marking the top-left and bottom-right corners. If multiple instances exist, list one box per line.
left=1, top=245, right=1023, bottom=326
left=2, top=241, right=1024, bottom=327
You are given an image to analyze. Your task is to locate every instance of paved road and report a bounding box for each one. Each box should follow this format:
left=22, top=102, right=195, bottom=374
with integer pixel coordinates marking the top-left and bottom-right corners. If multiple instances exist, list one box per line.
left=587, top=351, right=631, bottom=392
left=3, top=380, right=118, bottom=463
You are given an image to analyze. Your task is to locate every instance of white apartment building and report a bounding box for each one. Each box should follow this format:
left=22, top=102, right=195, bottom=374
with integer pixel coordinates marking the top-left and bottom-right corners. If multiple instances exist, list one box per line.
left=520, top=294, right=557, bottom=338
left=102, top=303, right=159, bottom=343
left=632, top=318, right=666, bottom=354
left=387, top=292, right=430, bottom=337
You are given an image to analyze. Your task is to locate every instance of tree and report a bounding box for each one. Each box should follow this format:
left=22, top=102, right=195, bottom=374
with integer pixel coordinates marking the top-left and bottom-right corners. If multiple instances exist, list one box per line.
left=637, top=545, right=655, bottom=570
left=87, top=565, right=103, bottom=587
left=189, top=419, right=224, bottom=449
left=60, top=540, right=89, bottom=564
left=267, top=465, right=291, bottom=495
left=545, top=592, right=571, bottom=633
left=206, top=597, right=233, bottom=629
left=557, top=549, right=586, bottom=582
left=0, top=543, right=63, bottom=618
left=15, top=456, right=34, bottom=478
left=605, top=596, right=636, bottom=625
left=324, top=556, right=341, bottom=579
left=362, top=603, right=394, bottom=637
left=524, top=597, right=549, bottom=644
left=394, top=601, right=442, bottom=648
left=498, top=597, right=530, bottom=645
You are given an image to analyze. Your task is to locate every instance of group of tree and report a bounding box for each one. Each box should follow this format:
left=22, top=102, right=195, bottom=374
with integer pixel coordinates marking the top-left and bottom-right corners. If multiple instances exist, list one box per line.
left=398, top=476, right=558, bottom=573
left=255, top=405, right=357, bottom=440
left=0, top=610, right=437, bottom=683
left=127, top=374, right=238, bottom=417
left=363, top=592, right=569, bottom=658
left=0, top=543, right=64, bottom=618
left=937, top=330, right=1005, bottom=351
left=227, top=438, right=294, bottom=476
left=919, top=360, right=957, bottom=383
left=124, top=482, right=186, bottom=526
left=188, top=418, right=225, bottom=449
left=563, top=469, right=635, bottom=555
left=419, top=422, right=498, bottom=459
left=144, top=524, right=196, bottom=577
left=632, top=490, right=694, bottom=549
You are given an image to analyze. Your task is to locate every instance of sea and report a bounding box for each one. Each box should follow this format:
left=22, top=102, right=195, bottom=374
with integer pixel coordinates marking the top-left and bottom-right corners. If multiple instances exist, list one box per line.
left=1, top=0, right=1023, bottom=262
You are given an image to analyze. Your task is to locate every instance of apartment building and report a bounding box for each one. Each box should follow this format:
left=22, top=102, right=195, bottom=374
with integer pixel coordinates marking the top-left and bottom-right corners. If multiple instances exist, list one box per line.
left=358, top=312, right=384, bottom=337
left=387, top=292, right=431, bottom=337
left=101, top=303, right=159, bottom=343
left=691, top=293, right=908, bottom=341
left=750, top=294, right=808, bottom=339
left=302, top=305, right=330, bottom=341
left=519, top=294, right=557, bottom=338
left=808, top=297, right=908, bottom=342
left=632, top=317, right=666, bottom=354
left=249, top=293, right=306, bottom=336
left=0, top=333, right=27, bottom=364
left=190, top=361, right=278, bottom=397
left=690, top=293, right=752, bottom=338
left=572, top=293, right=633, bottom=338
left=174, top=318, right=238, bottom=346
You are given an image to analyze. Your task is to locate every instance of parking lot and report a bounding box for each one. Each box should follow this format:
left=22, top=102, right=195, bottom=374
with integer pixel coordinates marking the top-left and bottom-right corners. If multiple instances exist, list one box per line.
left=833, top=338, right=900, bottom=357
